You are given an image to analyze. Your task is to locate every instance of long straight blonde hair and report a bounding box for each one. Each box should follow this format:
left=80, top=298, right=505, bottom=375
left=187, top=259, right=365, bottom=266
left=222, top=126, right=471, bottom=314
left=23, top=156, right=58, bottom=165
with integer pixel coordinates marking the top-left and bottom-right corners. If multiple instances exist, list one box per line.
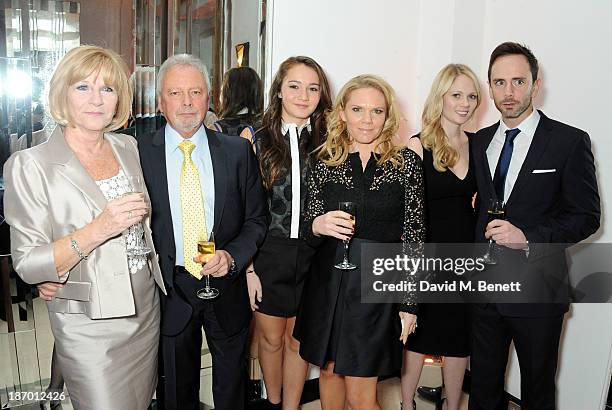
left=318, top=74, right=402, bottom=168
left=421, top=64, right=481, bottom=172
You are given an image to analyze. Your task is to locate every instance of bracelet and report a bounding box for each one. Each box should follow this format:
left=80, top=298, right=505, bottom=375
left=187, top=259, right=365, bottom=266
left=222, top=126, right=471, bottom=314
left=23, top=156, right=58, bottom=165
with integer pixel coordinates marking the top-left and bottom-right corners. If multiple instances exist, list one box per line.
left=246, top=269, right=256, bottom=275
left=70, top=237, right=88, bottom=260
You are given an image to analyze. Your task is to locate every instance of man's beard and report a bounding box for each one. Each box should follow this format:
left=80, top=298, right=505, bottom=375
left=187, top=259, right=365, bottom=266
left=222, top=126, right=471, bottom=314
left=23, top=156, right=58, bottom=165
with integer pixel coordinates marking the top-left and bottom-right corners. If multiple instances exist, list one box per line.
left=174, top=113, right=203, bottom=133
left=495, top=91, right=533, bottom=120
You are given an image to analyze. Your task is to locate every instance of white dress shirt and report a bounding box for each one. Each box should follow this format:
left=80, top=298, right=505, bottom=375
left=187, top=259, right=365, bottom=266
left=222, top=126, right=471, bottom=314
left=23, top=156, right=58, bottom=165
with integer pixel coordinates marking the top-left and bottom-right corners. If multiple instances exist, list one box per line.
left=486, top=109, right=541, bottom=203
left=281, top=119, right=311, bottom=239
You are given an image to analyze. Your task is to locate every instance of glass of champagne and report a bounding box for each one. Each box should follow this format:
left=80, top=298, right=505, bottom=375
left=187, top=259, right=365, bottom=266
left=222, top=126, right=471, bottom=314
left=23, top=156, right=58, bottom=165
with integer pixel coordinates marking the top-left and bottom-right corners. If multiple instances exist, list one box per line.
left=334, top=201, right=357, bottom=270
left=125, top=175, right=151, bottom=256
left=197, top=231, right=219, bottom=299
left=482, top=198, right=506, bottom=265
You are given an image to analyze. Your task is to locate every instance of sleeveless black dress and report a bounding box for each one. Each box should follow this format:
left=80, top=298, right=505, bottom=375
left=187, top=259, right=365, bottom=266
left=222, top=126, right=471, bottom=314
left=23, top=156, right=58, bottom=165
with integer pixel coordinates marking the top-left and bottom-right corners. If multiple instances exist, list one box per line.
left=405, top=133, right=476, bottom=357
left=295, top=149, right=425, bottom=376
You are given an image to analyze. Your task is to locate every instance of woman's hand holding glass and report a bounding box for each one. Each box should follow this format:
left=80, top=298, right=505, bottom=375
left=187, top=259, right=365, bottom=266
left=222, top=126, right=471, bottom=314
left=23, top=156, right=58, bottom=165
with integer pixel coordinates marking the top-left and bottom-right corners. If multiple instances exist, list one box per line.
left=93, top=193, right=148, bottom=240
left=312, top=210, right=355, bottom=240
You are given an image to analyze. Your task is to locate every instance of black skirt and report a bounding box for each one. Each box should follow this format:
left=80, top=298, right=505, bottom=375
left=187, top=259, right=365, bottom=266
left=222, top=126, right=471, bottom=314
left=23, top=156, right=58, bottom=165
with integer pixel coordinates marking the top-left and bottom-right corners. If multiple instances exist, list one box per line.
left=405, top=302, right=471, bottom=357
left=294, top=237, right=403, bottom=377
left=253, top=235, right=316, bottom=317
left=405, top=263, right=471, bottom=357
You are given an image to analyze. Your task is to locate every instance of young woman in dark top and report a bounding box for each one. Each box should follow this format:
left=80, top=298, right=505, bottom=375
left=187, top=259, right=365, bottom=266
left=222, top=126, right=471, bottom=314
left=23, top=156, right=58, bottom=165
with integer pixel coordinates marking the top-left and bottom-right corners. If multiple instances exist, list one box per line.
left=246, top=56, right=332, bottom=409
left=401, top=64, right=481, bottom=410
left=294, top=74, right=425, bottom=410
left=214, top=66, right=264, bottom=140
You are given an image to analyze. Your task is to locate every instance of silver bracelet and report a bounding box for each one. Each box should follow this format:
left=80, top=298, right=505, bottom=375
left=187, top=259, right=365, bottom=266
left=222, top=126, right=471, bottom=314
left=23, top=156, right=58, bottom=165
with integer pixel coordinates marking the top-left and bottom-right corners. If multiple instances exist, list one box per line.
left=70, top=237, right=88, bottom=260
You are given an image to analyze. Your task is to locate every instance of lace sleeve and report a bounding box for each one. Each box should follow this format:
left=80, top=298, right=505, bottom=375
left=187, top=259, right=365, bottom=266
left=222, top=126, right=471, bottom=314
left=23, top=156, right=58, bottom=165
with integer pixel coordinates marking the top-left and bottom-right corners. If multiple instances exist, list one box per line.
left=400, top=148, right=426, bottom=313
left=301, top=160, right=327, bottom=247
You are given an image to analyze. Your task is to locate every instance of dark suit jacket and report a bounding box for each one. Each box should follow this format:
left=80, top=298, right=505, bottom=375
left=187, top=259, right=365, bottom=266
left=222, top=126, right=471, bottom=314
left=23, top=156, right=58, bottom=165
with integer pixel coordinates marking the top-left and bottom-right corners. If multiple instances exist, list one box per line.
left=472, top=111, right=600, bottom=317
left=139, top=126, right=268, bottom=336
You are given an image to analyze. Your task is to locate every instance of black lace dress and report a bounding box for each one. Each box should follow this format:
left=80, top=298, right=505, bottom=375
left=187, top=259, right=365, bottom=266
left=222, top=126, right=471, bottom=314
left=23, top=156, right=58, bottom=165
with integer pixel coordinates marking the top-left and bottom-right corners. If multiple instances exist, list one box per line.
left=294, top=148, right=425, bottom=376
left=405, top=133, right=476, bottom=357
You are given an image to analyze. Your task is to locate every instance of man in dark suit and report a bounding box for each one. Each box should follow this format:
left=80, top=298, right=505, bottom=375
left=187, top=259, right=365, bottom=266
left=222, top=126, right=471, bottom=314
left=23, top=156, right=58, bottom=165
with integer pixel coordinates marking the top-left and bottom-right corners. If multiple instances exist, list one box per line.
left=139, top=54, right=268, bottom=410
left=469, top=42, right=600, bottom=410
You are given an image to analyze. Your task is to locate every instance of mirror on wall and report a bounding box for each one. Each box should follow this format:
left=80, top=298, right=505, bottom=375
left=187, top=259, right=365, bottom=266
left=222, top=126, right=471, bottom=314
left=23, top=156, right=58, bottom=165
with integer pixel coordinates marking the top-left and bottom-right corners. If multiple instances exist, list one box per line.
left=132, top=0, right=268, bottom=132
left=0, top=0, right=81, bottom=156
left=0, top=57, right=32, bottom=161
left=0, top=2, right=80, bottom=406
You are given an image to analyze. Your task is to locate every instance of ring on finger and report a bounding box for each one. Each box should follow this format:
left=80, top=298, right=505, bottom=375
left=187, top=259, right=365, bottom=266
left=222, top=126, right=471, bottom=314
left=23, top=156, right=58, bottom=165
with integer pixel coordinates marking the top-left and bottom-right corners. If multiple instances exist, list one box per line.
left=128, top=210, right=133, bottom=218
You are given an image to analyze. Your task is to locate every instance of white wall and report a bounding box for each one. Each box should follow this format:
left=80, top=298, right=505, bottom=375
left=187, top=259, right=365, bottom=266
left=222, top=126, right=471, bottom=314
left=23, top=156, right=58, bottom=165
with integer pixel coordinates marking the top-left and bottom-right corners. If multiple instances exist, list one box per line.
left=267, top=0, right=420, bottom=125
left=267, top=0, right=612, bottom=408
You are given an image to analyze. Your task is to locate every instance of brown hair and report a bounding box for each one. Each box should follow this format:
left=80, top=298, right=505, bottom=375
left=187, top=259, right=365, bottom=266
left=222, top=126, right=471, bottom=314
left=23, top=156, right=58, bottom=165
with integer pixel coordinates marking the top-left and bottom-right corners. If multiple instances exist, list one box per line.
left=488, top=42, right=539, bottom=83
left=48, top=45, right=132, bottom=132
left=259, top=56, right=332, bottom=189
left=218, top=67, right=263, bottom=123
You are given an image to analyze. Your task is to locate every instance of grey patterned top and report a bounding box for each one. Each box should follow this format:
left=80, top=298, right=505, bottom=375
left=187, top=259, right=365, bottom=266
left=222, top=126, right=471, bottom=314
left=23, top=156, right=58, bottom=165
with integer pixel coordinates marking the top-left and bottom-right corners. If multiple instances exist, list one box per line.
left=254, top=127, right=311, bottom=238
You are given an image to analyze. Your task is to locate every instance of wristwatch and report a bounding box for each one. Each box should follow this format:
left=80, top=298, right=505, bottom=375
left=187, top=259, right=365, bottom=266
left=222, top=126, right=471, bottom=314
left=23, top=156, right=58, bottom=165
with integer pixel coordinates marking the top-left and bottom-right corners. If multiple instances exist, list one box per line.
left=229, top=257, right=237, bottom=276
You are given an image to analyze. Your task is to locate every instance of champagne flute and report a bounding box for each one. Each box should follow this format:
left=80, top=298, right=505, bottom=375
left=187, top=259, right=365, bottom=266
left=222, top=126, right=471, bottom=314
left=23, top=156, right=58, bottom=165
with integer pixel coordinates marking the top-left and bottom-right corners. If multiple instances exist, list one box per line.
left=125, top=174, right=151, bottom=256
left=334, top=201, right=357, bottom=270
left=482, top=198, right=506, bottom=265
left=197, top=231, right=220, bottom=299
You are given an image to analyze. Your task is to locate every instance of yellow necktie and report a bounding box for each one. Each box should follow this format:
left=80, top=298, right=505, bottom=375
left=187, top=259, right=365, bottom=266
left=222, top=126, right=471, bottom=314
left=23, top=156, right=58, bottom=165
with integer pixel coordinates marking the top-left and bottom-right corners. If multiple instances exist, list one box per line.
left=178, top=140, right=208, bottom=279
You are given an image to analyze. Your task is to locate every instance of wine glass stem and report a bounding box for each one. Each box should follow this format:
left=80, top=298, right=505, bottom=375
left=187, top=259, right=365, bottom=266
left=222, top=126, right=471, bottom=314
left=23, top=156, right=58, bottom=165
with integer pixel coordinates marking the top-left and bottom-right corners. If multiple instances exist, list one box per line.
left=484, top=239, right=495, bottom=258
left=205, top=274, right=211, bottom=291
left=343, top=240, right=350, bottom=264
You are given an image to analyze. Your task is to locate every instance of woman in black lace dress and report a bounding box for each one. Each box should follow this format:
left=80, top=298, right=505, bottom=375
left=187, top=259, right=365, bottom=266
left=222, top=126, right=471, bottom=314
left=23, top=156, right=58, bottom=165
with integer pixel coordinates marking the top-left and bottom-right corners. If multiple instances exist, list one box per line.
left=401, top=64, right=481, bottom=410
left=247, top=56, right=332, bottom=409
left=295, top=75, right=425, bottom=410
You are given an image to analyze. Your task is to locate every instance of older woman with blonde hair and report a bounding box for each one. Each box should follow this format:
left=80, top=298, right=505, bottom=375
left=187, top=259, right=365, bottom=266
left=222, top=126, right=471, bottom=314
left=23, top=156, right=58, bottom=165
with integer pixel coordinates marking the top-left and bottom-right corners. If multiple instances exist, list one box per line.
left=294, top=74, right=425, bottom=410
left=3, top=45, right=166, bottom=409
left=401, top=63, right=481, bottom=410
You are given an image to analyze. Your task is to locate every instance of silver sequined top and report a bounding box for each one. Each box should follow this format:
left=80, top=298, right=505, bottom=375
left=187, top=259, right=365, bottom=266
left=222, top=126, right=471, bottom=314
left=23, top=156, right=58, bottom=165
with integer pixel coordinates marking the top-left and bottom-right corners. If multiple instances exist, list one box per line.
left=96, top=169, right=147, bottom=274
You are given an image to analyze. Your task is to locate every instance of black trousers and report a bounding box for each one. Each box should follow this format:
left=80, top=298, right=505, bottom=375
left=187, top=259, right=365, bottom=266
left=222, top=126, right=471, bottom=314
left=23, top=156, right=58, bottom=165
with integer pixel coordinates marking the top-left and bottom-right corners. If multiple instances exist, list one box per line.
left=162, top=269, right=249, bottom=410
left=469, top=304, right=563, bottom=410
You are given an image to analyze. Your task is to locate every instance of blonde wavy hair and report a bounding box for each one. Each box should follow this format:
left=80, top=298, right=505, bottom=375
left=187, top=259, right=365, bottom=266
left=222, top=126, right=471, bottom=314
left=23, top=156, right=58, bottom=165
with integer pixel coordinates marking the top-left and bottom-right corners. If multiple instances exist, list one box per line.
left=421, top=64, right=481, bottom=172
left=317, top=74, right=402, bottom=168
left=48, top=45, right=132, bottom=133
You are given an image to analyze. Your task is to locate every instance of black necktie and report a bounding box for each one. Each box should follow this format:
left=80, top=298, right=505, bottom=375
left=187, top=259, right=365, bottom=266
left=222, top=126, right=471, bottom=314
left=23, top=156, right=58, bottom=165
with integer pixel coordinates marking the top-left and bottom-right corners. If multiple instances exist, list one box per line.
left=493, top=128, right=521, bottom=201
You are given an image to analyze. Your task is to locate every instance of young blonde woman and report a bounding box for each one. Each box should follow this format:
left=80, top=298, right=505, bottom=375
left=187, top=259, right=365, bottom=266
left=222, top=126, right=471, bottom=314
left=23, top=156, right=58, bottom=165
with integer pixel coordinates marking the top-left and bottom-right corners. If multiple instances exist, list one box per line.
left=401, top=64, right=481, bottom=410
left=294, top=75, right=425, bottom=410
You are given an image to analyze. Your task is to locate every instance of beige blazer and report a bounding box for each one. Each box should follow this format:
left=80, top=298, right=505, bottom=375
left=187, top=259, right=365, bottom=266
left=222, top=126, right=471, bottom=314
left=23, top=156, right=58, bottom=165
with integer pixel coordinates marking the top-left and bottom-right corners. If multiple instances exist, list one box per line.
left=3, top=126, right=167, bottom=319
